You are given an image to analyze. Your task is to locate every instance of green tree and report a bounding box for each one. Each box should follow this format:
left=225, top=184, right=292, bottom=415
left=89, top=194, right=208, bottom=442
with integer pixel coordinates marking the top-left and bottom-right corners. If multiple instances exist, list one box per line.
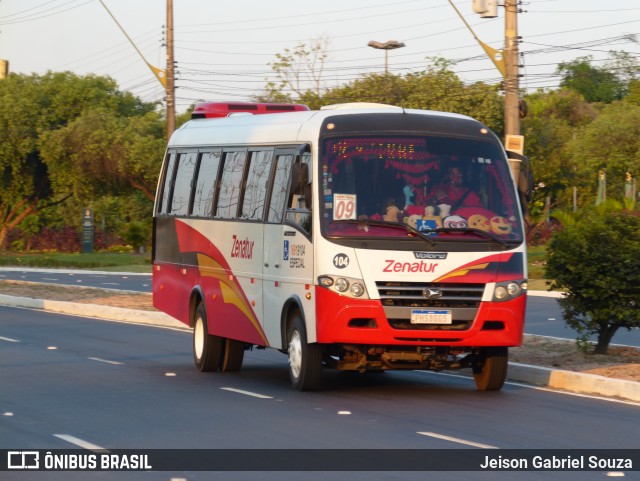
left=0, top=71, right=158, bottom=248
left=40, top=108, right=164, bottom=202
left=545, top=206, right=640, bottom=354
left=521, top=88, right=596, bottom=211
left=565, top=99, right=640, bottom=206
left=321, top=59, right=504, bottom=134
left=557, top=55, right=626, bottom=103
left=323, top=72, right=410, bottom=107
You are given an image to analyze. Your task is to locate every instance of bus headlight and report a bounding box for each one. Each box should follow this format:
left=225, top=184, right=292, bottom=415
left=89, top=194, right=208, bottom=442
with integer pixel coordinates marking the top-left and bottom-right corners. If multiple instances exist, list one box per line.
left=335, top=278, right=349, bottom=292
left=317, top=275, right=369, bottom=299
left=492, top=280, right=526, bottom=302
left=350, top=282, right=365, bottom=297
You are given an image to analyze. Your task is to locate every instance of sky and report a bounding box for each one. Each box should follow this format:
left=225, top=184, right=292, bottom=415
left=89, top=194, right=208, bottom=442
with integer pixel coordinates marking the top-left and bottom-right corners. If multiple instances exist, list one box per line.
left=0, top=0, right=638, bottom=114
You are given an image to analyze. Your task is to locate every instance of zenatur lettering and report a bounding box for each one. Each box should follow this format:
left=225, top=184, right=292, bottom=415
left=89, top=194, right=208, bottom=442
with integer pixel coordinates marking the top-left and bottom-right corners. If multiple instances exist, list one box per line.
left=383, top=259, right=438, bottom=273
left=231, top=235, right=255, bottom=260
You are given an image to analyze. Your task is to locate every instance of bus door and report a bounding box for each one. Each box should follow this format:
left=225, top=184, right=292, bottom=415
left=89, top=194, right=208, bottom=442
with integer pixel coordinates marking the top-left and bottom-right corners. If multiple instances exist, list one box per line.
left=263, top=148, right=314, bottom=347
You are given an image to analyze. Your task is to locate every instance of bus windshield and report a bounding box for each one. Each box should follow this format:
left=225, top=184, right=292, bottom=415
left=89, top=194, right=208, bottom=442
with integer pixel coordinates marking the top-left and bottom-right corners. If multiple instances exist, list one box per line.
left=320, top=135, right=523, bottom=243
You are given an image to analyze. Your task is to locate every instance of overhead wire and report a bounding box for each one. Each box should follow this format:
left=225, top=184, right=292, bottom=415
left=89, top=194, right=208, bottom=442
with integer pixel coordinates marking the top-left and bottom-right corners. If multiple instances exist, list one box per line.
left=3, top=0, right=637, bottom=106
left=0, top=0, right=93, bottom=26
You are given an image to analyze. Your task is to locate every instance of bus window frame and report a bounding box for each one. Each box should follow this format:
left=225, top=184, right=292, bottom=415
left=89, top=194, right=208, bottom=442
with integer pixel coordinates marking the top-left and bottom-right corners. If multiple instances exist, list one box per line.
left=238, top=147, right=276, bottom=223
left=283, top=144, right=313, bottom=239
left=189, top=148, right=223, bottom=218
left=213, top=148, right=249, bottom=220
left=157, top=150, right=178, bottom=215
left=169, top=149, right=199, bottom=216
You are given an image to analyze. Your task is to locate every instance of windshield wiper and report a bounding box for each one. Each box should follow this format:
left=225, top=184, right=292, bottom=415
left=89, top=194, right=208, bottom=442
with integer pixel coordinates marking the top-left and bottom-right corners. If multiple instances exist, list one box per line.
left=333, top=219, right=436, bottom=247
left=434, top=227, right=510, bottom=248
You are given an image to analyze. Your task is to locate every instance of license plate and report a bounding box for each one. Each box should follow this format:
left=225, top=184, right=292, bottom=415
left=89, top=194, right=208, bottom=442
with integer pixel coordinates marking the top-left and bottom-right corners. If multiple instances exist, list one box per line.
left=411, top=309, right=452, bottom=324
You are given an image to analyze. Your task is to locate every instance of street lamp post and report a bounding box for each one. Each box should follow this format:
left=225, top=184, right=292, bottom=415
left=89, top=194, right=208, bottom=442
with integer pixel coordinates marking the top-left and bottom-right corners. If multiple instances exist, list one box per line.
left=367, top=40, right=406, bottom=74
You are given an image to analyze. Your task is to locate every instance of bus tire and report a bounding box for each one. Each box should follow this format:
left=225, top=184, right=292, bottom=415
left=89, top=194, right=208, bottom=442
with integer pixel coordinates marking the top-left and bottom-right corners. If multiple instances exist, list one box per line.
left=193, top=303, right=224, bottom=372
left=287, top=314, right=323, bottom=391
left=473, top=347, right=508, bottom=391
left=221, top=339, right=245, bottom=372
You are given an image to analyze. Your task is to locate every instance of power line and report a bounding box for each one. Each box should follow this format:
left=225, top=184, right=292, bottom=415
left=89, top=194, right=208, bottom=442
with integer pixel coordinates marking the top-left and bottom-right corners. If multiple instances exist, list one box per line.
left=0, top=0, right=93, bottom=26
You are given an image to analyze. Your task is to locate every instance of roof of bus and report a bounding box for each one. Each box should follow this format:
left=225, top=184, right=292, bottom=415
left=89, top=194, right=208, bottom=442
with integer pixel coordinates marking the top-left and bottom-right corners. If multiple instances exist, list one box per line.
left=167, top=104, right=484, bottom=149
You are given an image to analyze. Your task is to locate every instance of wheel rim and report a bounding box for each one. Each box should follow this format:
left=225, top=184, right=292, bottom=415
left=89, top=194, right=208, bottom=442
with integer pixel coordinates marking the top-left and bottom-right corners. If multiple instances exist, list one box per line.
left=288, top=330, right=302, bottom=380
left=194, top=315, right=204, bottom=360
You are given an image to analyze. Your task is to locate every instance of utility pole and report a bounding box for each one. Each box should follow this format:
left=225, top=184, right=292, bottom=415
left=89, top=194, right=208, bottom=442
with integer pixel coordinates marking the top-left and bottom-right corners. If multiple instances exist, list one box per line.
left=503, top=0, right=522, bottom=182
left=166, top=0, right=176, bottom=138
left=0, top=60, right=9, bottom=79
left=449, top=0, right=523, bottom=182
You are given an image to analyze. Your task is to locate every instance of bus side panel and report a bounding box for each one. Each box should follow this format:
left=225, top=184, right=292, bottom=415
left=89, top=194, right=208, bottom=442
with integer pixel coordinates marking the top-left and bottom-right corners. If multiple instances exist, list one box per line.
left=153, top=216, right=193, bottom=325
left=153, top=263, right=194, bottom=325
left=175, top=219, right=270, bottom=347
left=198, top=274, right=269, bottom=346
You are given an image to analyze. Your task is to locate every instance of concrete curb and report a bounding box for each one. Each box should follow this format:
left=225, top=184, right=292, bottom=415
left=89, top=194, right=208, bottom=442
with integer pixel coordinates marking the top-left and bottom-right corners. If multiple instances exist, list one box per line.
left=1, top=293, right=638, bottom=403
left=0, top=294, right=185, bottom=330
left=508, top=362, right=640, bottom=402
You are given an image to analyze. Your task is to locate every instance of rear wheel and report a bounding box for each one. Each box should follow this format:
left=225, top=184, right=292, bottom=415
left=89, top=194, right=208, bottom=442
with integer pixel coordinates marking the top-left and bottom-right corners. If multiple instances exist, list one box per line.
left=287, top=314, right=323, bottom=391
left=473, top=347, right=508, bottom=391
left=221, top=339, right=245, bottom=372
left=193, top=303, right=224, bottom=372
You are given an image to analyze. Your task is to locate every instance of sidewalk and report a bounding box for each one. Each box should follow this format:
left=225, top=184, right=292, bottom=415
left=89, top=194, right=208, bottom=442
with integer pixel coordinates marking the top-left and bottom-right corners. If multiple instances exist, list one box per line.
left=1, top=290, right=638, bottom=403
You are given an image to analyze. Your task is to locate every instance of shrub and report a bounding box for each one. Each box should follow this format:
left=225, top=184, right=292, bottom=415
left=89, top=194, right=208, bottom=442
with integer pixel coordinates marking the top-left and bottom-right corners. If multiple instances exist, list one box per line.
left=545, top=208, right=640, bottom=354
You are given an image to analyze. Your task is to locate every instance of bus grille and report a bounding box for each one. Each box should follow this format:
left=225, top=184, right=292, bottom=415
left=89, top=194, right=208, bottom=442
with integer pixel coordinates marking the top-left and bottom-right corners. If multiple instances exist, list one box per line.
left=375, top=281, right=484, bottom=330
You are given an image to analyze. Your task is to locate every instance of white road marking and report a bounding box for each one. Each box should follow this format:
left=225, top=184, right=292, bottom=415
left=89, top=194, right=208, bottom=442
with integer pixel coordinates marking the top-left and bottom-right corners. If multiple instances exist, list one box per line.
left=100, top=283, right=120, bottom=286
left=0, top=336, right=20, bottom=343
left=88, top=357, right=124, bottom=365
left=417, top=431, right=498, bottom=449
left=54, top=434, right=106, bottom=451
left=220, top=387, right=273, bottom=399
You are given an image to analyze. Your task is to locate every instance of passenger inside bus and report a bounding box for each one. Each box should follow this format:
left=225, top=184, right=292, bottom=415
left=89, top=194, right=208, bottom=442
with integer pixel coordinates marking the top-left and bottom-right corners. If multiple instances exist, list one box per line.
left=426, top=166, right=481, bottom=209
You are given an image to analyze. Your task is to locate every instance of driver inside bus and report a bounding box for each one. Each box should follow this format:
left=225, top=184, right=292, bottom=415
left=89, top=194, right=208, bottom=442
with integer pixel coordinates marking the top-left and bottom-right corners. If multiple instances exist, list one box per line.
left=428, top=166, right=481, bottom=209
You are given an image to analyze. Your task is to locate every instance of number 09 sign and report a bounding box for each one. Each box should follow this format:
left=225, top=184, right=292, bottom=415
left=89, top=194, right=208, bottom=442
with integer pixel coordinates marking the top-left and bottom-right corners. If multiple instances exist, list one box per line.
left=333, top=194, right=357, bottom=220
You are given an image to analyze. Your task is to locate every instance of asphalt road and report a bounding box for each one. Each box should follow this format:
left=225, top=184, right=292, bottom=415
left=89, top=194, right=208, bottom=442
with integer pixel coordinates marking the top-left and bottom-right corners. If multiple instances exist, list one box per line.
left=1, top=268, right=639, bottom=346
left=1, top=306, right=638, bottom=481
left=0, top=268, right=151, bottom=293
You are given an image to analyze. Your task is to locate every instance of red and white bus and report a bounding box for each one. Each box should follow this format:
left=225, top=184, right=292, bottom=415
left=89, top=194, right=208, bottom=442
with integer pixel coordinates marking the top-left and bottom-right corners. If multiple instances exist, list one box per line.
left=152, top=102, right=528, bottom=391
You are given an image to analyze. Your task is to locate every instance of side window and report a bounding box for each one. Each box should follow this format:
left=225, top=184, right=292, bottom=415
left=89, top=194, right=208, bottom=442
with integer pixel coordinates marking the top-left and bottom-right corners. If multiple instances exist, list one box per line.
left=240, top=150, right=273, bottom=221
left=285, top=158, right=312, bottom=234
left=158, top=152, right=177, bottom=214
left=216, top=151, right=247, bottom=219
left=267, top=154, right=293, bottom=223
left=170, top=152, right=198, bottom=216
left=191, top=151, right=221, bottom=217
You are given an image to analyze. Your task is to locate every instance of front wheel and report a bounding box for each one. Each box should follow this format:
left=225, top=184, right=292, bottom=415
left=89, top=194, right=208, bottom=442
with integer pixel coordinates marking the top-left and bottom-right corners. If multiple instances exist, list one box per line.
left=193, top=303, right=224, bottom=372
left=287, top=314, right=323, bottom=391
left=472, top=347, right=508, bottom=391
